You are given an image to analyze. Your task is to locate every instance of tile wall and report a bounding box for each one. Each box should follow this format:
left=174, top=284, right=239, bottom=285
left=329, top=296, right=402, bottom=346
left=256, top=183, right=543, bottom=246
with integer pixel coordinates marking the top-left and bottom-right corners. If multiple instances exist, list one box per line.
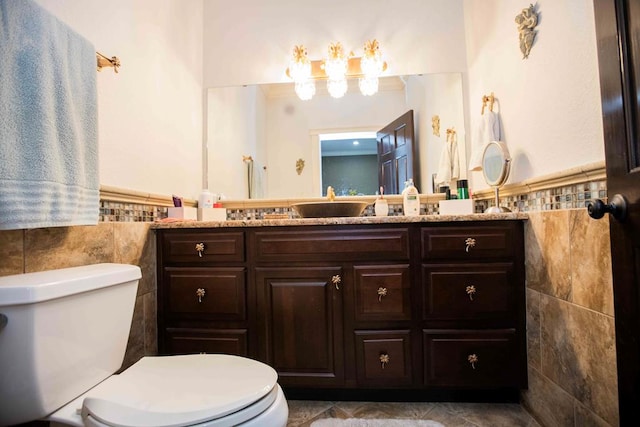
left=522, top=210, right=618, bottom=426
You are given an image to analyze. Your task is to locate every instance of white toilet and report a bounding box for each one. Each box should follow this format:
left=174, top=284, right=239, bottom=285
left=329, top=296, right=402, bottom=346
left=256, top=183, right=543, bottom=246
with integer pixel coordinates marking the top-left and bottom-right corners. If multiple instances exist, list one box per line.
left=0, top=263, right=288, bottom=427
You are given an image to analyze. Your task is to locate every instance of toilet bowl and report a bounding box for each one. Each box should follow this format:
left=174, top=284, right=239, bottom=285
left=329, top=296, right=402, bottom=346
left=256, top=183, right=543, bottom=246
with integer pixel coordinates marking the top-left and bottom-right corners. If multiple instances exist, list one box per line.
left=0, top=264, right=288, bottom=427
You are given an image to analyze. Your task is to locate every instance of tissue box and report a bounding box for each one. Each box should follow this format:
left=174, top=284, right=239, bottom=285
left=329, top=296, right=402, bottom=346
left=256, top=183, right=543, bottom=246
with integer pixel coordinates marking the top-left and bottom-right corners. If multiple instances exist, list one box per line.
left=439, top=199, right=475, bottom=215
left=198, top=207, right=227, bottom=221
left=167, top=207, right=197, bottom=220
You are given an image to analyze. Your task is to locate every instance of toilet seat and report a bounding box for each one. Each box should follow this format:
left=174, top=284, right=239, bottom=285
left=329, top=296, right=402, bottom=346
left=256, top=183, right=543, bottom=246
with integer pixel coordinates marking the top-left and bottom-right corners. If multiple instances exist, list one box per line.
left=51, top=354, right=280, bottom=427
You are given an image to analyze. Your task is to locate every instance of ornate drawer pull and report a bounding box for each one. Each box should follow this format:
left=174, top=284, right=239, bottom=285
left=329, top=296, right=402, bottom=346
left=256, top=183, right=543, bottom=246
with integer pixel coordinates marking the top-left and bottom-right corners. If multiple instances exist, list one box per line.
left=465, top=237, right=476, bottom=253
left=466, top=285, right=476, bottom=301
left=377, top=287, right=387, bottom=302
left=331, top=275, right=341, bottom=290
left=379, top=353, right=390, bottom=369
left=468, top=353, right=478, bottom=369
left=196, top=288, right=206, bottom=303
left=195, top=242, right=205, bottom=257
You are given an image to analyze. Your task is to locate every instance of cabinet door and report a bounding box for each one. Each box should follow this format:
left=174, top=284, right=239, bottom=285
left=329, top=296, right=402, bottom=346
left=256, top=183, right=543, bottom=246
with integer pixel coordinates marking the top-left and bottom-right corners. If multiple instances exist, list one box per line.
left=256, top=266, right=344, bottom=387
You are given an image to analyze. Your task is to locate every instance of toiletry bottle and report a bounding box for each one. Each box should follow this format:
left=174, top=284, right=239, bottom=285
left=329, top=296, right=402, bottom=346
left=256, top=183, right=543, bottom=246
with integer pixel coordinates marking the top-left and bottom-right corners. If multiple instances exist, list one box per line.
left=457, top=179, right=469, bottom=199
left=374, top=186, right=389, bottom=216
left=402, top=178, right=420, bottom=216
left=198, top=189, right=214, bottom=208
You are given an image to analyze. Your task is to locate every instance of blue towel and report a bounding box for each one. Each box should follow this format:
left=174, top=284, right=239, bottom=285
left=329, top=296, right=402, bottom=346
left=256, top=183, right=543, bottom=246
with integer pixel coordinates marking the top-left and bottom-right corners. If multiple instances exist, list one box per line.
left=0, top=0, right=99, bottom=230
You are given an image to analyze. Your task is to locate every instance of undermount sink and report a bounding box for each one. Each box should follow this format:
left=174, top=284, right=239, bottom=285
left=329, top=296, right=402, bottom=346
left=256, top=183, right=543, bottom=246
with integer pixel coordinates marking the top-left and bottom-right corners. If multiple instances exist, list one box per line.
left=292, top=201, right=369, bottom=218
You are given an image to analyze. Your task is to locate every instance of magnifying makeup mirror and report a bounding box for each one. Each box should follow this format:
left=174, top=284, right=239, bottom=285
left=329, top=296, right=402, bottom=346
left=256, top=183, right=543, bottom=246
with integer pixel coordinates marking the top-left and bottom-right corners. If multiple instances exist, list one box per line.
left=482, top=141, right=512, bottom=213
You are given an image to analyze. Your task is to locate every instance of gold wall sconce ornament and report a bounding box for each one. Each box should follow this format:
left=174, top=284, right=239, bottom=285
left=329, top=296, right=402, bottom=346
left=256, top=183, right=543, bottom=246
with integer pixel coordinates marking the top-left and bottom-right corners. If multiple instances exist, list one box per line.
left=295, top=158, right=305, bottom=175
left=432, top=115, right=441, bottom=137
left=515, top=4, right=538, bottom=59
left=286, top=39, right=388, bottom=100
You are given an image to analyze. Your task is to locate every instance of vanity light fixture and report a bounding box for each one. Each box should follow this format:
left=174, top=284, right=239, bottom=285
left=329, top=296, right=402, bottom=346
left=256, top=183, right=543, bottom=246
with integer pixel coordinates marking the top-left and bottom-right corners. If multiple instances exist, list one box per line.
left=285, top=39, right=387, bottom=100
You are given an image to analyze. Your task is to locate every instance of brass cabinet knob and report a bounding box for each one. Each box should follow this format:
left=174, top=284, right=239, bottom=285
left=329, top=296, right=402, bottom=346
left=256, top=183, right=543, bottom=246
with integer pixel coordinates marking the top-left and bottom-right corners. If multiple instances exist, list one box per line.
left=331, top=275, right=341, bottom=290
left=195, top=242, right=205, bottom=257
left=379, top=353, right=390, bottom=369
left=465, top=237, right=476, bottom=253
left=196, top=288, right=206, bottom=303
left=377, top=287, right=388, bottom=302
left=466, top=285, right=477, bottom=301
left=468, top=353, right=478, bottom=369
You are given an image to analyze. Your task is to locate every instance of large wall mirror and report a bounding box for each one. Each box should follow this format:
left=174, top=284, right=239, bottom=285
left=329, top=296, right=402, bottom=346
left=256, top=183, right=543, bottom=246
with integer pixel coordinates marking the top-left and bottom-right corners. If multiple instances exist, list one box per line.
left=206, top=73, right=467, bottom=200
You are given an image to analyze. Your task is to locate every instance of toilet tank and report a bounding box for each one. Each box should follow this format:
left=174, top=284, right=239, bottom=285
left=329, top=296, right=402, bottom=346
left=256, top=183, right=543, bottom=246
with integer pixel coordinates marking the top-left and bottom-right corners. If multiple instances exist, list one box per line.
left=0, top=263, right=141, bottom=426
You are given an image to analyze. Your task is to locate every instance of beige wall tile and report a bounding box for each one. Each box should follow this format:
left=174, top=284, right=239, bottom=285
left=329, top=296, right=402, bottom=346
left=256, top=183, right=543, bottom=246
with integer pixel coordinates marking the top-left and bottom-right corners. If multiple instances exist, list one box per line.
left=540, top=295, right=618, bottom=425
left=113, top=223, right=156, bottom=296
left=526, top=288, right=542, bottom=370
left=525, top=211, right=572, bottom=300
left=575, top=401, right=616, bottom=427
left=24, top=224, right=114, bottom=272
left=521, top=365, right=575, bottom=427
left=0, top=230, right=24, bottom=276
left=569, top=210, right=614, bottom=316
left=143, top=290, right=158, bottom=355
left=121, top=294, right=145, bottom=371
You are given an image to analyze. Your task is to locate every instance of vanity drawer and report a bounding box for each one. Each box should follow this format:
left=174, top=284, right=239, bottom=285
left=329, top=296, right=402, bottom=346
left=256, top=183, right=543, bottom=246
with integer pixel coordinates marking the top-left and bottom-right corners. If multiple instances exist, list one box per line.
left=422, top=263, right=515, bottom=321
left=164, top=328, right=248, bottom=356
left=355, top=330, right=413, bottom=386
left=421, top=223, right=519, bottom=260
left=162, top=231, right=245, bottom=263
left=254, top=228, right=410, bottom=262
left=423, top=329, right=520, bottom=388
left=164, top=267, right=246, bottom=320
left=354, top=264, right=411, bottom=322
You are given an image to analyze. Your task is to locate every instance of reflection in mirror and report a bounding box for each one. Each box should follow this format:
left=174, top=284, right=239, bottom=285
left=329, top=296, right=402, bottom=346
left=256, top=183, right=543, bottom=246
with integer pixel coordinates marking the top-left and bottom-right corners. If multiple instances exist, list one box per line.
left=320, top=132, right=377, bottom=196
left=206, top=73, right=467, bottom=200
left=482, top=141, right=512, bottom=213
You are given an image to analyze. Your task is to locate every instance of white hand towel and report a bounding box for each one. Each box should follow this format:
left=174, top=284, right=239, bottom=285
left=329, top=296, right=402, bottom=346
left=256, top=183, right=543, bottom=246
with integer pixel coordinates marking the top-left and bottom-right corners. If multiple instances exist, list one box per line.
left=468, top=111, right=501, bottom=171
left=435, top=139, right=460, bottom=186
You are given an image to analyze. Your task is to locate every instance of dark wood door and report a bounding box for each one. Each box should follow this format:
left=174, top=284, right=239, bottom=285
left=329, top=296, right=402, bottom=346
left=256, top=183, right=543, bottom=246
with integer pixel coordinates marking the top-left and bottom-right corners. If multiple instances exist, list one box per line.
left=377, top=110, right=418, bottom=194
left=255, top=266, right=345, bottom=387
left=594, top=0, right=640, bottom=423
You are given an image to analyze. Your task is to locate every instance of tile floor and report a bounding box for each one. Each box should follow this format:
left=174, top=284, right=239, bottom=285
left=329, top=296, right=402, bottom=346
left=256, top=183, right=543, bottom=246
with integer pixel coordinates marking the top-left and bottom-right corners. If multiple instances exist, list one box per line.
left=286, top=400, right=541, bottom=427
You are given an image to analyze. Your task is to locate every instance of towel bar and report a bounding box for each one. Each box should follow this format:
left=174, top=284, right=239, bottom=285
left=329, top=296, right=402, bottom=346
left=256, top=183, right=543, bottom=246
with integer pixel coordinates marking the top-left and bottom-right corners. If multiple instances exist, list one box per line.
left=96, top=52, right=120, bottom=73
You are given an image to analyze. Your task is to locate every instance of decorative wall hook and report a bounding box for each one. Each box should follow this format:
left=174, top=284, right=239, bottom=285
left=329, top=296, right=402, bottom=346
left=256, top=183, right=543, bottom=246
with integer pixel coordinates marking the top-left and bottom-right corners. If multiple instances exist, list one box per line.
left=515, top=4, right=538, bottom=59
left=296, top=158, right=305, bottom=175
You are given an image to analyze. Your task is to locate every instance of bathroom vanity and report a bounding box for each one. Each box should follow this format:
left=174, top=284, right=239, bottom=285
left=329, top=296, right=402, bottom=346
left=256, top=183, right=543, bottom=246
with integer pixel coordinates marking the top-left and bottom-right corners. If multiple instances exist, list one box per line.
left=155, top=216, right=527, bottom=397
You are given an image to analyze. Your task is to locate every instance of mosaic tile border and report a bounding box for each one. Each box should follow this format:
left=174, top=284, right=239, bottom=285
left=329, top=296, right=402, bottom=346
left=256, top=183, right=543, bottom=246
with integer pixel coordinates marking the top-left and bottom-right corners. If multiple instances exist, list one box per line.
left=99, top=169, right=607, bottom=222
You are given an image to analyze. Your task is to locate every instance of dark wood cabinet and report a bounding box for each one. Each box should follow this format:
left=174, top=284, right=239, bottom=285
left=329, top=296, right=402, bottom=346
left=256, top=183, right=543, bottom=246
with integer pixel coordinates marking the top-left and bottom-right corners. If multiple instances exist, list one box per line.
left=156, top=220, right=526, bottom=395
left=255, top=266, right=344, bottom=387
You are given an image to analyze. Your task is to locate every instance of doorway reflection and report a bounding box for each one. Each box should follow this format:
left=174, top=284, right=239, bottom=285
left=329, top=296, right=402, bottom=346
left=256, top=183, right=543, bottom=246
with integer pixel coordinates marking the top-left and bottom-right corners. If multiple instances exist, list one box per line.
left=320, top=132, right=378, bottom=196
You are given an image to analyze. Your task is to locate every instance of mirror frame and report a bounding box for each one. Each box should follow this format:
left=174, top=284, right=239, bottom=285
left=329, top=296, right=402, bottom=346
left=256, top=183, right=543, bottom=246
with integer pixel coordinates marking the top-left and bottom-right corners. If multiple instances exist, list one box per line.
left=481, top=141, right=511, bottom=187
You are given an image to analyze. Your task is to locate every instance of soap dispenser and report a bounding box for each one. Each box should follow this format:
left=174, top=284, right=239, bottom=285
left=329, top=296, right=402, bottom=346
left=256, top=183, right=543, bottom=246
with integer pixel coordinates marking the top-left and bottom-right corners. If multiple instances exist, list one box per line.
left=402, top=179, right=420, bottom=216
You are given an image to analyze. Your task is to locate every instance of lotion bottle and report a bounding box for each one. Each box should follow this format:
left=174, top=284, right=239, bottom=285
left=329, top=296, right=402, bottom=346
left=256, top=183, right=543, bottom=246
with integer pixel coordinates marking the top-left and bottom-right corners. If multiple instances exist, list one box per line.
left=402, top=179, right=420, bottom=216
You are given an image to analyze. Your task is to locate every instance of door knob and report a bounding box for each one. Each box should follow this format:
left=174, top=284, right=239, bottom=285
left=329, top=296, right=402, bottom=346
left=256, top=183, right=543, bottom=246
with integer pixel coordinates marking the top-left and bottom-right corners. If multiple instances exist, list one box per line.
left=587, top=194, right=627, bottom=221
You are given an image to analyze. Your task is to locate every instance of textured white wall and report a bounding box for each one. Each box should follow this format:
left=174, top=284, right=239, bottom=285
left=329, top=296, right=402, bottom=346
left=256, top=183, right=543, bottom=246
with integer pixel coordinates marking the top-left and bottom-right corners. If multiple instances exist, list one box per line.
left=463, top=0, right=604, bottom=191
left=203, top=0, right=467, bottom=87
left=35, top=0, right=204, bottom=199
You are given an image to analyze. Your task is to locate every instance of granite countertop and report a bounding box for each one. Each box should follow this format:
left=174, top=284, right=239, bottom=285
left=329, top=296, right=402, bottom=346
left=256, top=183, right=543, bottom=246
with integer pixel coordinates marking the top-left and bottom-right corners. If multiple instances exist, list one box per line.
left=151, top=212, right=528, bottom=229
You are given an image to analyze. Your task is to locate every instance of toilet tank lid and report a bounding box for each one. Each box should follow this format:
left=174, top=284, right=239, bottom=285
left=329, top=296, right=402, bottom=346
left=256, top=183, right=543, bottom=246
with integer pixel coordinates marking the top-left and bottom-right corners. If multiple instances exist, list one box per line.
left=0, top=263, right=141, bottom=306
